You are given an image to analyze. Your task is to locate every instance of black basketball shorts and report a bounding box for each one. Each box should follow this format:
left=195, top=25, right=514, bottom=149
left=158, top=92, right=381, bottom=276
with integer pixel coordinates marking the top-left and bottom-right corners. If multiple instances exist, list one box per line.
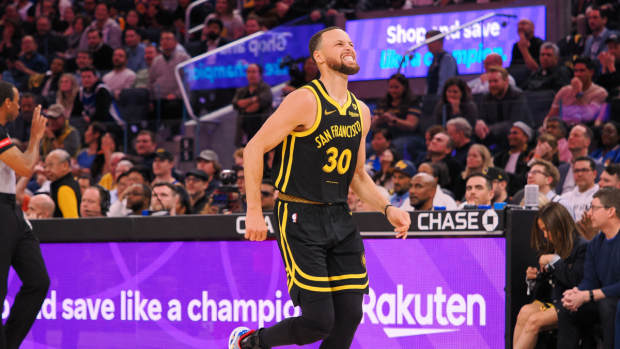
left=274, top=199, right=369, bottom=306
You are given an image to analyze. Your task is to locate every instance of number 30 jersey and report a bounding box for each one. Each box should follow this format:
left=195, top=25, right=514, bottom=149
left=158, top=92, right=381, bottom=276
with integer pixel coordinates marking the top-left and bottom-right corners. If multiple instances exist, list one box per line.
left=272, top=79, right=363, bottom=204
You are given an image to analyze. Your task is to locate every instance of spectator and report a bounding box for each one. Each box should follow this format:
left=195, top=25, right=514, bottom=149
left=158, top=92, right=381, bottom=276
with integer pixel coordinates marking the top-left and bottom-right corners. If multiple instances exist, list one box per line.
left=133, top=44, right=158, bottom=89
left=561, top=187, right=620, bottom=349
left=582, top=6, right=615, bottom=61
left=85, top=29, right=114, bottom=72
left=34, top=16, right=67, bottom=63
left=468, top=53, right=517, bottom=95
left=366, top=128, right=396, bottom=176
left=599, top=163, right=620, bottom=189
left=150, top=182, right=179, bottom=215
left=513, top=202, right=586, bottom=349
left=597, top=33, right=620, bottom=93
left=73, top=50, right=94, bottom=85
left=44, top=149, right=81, bottom=218
left=205, top=0, right=244, bottom=41
left=152, top=149, right=179, bottom=185
left=25, top=193, right=55, bottom=219
left=261, top=180, right=276, bottom=212
left=184, top=169, right=210, bottom=214
left=242, top=0, right=280, bottom=29
left=415, top=132, right=461, bottom=196
left=6, top=92, right=35, bottom=143
left=446, top=117, right=473, bottom=168
left=476, top=66, right=533, bottom=149
left=459, top=173, right=494, bottom=208
left=102, top=48, right=136, bottom=100
left=0, top=19, right=22, bottom=71
left=35, top=56, right=65, bottom=105
left=485, top=167, right=509, bottom=204
left=188, top=18, right=230, bottom=57
left=76, top=122, right=105, bottom=170
left=529, top=133, right=562, bottom=167
left=522, top=42, right=572, bottom=92
left=173, top=185, right=192, bottom=215
left=232, top=63, right=273, bottom=145
left=371, top=73, right=422, bottom=157
left=56, top=73, right=81, bottom=119
left=545, top=117, right=572, bottom=163
left=418, top=161, right=453, bottom=197
left=512, top=159, right=562, bottom=204
left=559, top=156, right=599, bottom=221
left=79, top=2, right=123, bottom=51
left=557, top=124, right=602, bottom=194
left=124, top=28, right=146, bottom=73
left=63, top=14, right=89, bottom=62
left=80, top=185, right=110, bottom=217
left=510, top=19, right=543, bottom=72
left=590, top=121, right=620, bottom=165
left=40, top=104, right=81, bottom=158
left=405, top=172, right=457, bottom=211
left=435, top=77, right=477, bottom=127
left=494, top=121, right=533, bottom=195
left=133, top=130, right=158, bottom=170
left=425, top=30, right=458, bottom=95
left=545, top=57, right=608, bottom=126
left=243, top=15, right=263, bottom=37
left=11, top=35, right=48, bottom=90
left=124, top=183, right=151, bottom=216
left=389, top=160, right=415, bottom=208
left=372, top=148, right=396, bottom=192
left=102, top=157, right=132, bottom=199
left=78, top=66, right=115, bottom=127
left=149, top=30, right=189, bottom=135
left=77, top=173, right=93, bottom=196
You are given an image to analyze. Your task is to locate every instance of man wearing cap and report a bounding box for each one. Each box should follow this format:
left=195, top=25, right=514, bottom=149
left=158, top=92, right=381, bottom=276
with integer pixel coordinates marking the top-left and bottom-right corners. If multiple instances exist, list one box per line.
left=597, top=33, right=620, bottom=93
left=390, top=160, right=416, bottom=208
left=425, top=30, right=458, bottom=95
left=40, top=104, right=80, bottom=158
left=196, top=149, right=222, bottom=197
left=485, top=167, right=510, bottom=204
left=494, top=122, right=532, bottom=195
left=152, top=149, right=179, bottom=185
left=185, top=169, right=210, bottom=214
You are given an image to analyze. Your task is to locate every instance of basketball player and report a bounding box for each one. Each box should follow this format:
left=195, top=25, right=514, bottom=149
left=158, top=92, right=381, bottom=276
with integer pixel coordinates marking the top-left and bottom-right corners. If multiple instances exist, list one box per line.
left=0, top=81, right=50, bottom=349
left=232, top=27, right=411, bottom=348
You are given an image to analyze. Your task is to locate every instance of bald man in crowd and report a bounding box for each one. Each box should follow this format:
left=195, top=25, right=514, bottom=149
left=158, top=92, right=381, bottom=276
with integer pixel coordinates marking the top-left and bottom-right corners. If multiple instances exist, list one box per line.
left=402, top=173, right=457, bottom=211
left=44, top=149, right=81, bottom=218
left=25, top=194, right=55, bottom=219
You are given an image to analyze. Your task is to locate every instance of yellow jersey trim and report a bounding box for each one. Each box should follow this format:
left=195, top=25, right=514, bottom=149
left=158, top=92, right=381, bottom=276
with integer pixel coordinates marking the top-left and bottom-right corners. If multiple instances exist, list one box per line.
left=291, top=85, right=322, bottom=138
left=280, top=136, right=296, bottom=192
left=274, top=136, right=288, bottom=188
left=312, top=80, right=352, bottom=116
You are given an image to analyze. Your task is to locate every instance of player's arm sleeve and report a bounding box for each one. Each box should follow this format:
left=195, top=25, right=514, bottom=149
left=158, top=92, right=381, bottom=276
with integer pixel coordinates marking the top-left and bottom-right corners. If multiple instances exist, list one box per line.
left=58, top=185, right=80, bottom=218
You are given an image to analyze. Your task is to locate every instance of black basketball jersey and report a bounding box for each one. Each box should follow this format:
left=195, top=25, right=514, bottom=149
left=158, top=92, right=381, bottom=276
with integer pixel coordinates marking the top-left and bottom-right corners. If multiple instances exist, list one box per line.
left=272, top=79, right=363, bottom=203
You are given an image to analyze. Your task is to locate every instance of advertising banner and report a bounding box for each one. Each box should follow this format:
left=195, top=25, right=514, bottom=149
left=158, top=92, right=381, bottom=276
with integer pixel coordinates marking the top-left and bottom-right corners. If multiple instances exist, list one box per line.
left=346, top=5, right=546, bottom=81
left=179, top=23, right=324, bottom=91
left=7, top=238, right=505, bottom=348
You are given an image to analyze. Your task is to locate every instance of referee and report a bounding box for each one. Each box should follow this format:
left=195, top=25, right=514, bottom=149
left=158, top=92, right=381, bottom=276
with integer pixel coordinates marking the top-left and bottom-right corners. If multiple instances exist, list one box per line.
left=0, top=81, right=50, bottom=349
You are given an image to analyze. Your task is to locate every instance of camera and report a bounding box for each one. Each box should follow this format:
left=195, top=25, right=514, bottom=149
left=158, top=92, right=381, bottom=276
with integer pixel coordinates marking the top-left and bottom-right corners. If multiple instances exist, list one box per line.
left=210, top=169, right=243, bottom=213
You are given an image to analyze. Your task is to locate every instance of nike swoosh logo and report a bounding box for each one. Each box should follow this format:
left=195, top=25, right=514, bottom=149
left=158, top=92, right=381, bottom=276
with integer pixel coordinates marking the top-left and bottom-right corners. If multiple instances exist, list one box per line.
left=325, top=109, right=337, bottom=115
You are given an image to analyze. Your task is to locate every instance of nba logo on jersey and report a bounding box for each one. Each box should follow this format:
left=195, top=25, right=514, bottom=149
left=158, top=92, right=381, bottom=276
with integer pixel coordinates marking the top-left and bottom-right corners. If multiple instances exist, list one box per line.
left=291, top=213, right=298, bottom=223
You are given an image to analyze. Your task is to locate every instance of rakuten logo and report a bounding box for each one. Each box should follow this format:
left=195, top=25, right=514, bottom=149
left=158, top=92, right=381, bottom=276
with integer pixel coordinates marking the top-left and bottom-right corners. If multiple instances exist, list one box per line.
left=362, top=285, right=486, bottom=338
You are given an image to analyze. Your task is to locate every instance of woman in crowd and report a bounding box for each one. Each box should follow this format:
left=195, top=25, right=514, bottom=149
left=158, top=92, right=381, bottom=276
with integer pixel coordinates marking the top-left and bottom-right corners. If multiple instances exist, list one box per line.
left=372, top=148, right=396, bottom=192
left=462, top=144, right=493, bottom=180
left=56, top=73, right=82, bottom=119
left=204, top=0, right=244, bottom=40
left=433, top=77, right=478, bottom=127
left=371, top=73, right=423, bottom=158
left=527, top=132, right=563, bottom=167
left=513, top=202, right=587, bottom=349
left=590, top=121, right=620, bottom=165
left=0, top=19, right=21, bottom=71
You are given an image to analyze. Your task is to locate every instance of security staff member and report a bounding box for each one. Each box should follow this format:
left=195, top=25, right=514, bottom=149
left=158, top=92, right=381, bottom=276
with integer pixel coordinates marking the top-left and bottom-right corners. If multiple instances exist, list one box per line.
left=0, top=81, right=50, bottom=349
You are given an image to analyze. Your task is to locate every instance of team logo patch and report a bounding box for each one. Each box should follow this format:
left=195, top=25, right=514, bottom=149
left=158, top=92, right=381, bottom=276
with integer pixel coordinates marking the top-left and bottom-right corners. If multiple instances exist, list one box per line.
left=291, top=213, right=298, bottom=223
left=0, top=137, right=11, bottom=149
left=324, top=109, right=336, bottom=116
